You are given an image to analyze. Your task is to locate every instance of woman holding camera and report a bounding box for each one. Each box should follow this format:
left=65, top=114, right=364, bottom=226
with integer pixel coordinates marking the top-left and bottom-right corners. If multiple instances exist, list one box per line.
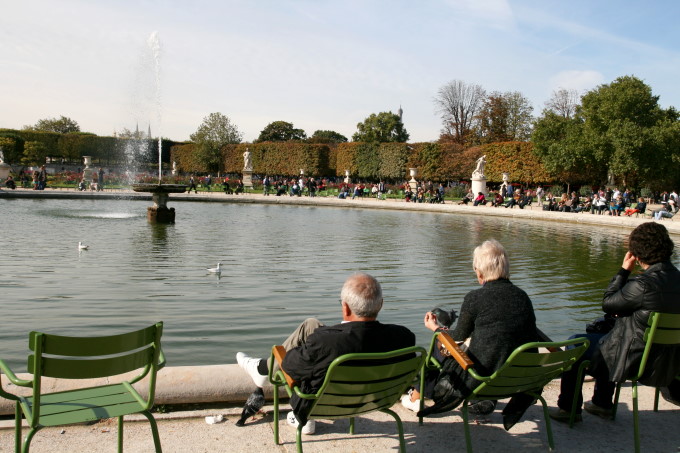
left=405, top=240, right=540, bottom=429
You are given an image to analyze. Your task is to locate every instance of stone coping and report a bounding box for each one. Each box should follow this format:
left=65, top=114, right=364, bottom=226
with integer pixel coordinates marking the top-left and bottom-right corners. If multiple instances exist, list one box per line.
left=2, top=187, right=678, bottom=234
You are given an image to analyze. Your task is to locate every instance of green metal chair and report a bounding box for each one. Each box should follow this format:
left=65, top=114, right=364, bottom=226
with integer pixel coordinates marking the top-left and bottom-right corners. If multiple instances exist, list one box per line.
left=420, top=332, right=589, bottom=453
left=269, top=345, right=426, bottom=453
left=609, top=312, right=680, bottom=453
left=0, top=322, right=165, bottom=453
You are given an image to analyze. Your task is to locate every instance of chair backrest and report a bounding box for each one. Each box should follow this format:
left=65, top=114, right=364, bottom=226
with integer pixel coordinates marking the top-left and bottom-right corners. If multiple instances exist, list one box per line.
left=306, top=346, right=425, bottom=420
left=28, top=322, right=163, bottom=381
left=470, top=338, right=589, bottom=400
left=636, top=312, right=680, bottom=380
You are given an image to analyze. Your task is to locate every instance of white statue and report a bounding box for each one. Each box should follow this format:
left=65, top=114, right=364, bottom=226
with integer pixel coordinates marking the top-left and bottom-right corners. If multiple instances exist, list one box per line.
left=172, top=161, right=178, bottom=176
left=243, top=148, right=252, bottom=171
left=472, top=155, right=486, bottom=178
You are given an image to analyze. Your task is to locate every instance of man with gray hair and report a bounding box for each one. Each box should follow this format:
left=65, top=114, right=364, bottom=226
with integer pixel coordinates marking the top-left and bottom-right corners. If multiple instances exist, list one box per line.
left=236, top=273, right=415, bottom=433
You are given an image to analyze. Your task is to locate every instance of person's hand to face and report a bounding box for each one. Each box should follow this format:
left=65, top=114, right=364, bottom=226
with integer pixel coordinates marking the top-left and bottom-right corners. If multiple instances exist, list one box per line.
left=622, top=251, right=637, bottom=272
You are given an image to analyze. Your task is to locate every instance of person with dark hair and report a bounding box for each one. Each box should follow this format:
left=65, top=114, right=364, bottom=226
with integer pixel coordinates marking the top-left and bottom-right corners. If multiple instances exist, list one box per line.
left=550, top=222, right=680, bottom=423
left=472, top=192, right=486, bottom=206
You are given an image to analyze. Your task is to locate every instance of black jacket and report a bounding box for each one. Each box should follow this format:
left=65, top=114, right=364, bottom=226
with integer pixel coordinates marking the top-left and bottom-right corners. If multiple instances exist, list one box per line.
left=282, top=321, right=415, bottom=423
left=599, top=261, right=680, bottom=385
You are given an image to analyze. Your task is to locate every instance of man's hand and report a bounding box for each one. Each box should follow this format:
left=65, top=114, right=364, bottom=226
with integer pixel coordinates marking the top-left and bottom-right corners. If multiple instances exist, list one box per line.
left=622, top=251, right=637, bottom=272
left=424, top=312, right=439, bottom=332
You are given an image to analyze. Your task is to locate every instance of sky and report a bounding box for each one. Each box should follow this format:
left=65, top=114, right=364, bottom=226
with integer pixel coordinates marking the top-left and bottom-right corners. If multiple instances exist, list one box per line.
left=2, top=0, right=680, bottom=143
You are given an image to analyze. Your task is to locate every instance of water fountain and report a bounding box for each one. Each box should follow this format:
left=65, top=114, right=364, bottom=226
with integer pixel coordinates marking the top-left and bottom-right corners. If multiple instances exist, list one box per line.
left=130, top=32, right=186, bottom=223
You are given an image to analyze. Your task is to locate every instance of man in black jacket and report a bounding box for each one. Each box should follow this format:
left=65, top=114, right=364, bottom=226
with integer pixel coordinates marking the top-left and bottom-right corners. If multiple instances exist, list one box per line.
left=236, top=273, right=415, bottom=433
left=551, top=222, right=680, bottom=422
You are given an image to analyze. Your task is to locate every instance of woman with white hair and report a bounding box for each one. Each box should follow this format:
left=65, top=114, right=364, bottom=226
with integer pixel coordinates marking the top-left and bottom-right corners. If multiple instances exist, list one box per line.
left=416, top=239, right=539, bottom=429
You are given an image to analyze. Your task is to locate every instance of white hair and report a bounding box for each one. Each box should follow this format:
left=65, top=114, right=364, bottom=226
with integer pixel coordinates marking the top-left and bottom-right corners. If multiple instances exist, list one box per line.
left=472, top=239, right=510, bottom=281
left=340, top=273, right=383, bottom=318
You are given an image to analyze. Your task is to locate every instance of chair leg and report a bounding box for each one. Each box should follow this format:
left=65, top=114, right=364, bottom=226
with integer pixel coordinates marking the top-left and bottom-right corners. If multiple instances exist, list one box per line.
left=273, top=384, right=280, bottom=445
left=15, top=403, right=21, bottom=453
left=118, top=416, right=124, bottom=453
left=296, top=424, right=303, bottom=453
left=612, top=383, right=622, bottom=421
left=536, top=393, right=555, bottom=450
left=461, top=400, right=473, bottom=453
left=570, top=360, right=590, bottom=428
left=349, top=417, right=355, bottom=435
left=382, top=408, right=406, bottom=453
left=418, top=366, right=426, bottom=426
left=22, top=427, right=40, bottom=453
left=141, top=411, right=163, bottom=453
left=632, top=381, right=640, bottom=453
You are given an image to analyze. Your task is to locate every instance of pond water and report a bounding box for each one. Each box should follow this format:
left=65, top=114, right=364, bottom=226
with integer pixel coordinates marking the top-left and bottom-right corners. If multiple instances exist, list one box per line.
left=1, top=198, right=675, bottom=369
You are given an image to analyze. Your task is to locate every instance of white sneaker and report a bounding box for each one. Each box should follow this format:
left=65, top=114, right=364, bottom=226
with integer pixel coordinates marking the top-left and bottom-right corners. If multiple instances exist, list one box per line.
left=400, top=393, right=421, bottom=412
left=236, top=352, right=268, bottom=388
left=287, top=411, right=316, bottom=435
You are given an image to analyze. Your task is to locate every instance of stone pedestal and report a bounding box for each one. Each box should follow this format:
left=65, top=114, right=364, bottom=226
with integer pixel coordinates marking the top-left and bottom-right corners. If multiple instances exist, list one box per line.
left=471, top=177, right=487, bottom=198
left=0, top=162, right=10, bottom=181
left=147, top=206, right=176, bottom=223
left=242, top=170, right=253, bottom=188
left=82, top=156, right=94, bottom=183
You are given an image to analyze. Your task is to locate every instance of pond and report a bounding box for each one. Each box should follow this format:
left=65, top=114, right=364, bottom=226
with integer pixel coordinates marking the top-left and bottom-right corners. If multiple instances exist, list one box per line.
left=1, top=198, right=672, bottom=369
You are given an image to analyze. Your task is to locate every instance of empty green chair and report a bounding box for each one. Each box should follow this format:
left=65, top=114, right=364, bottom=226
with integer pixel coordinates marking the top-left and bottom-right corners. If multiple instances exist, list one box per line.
left=0, top=322, right=165, bottom=453
left=421, top=332, right=589, bottom=453
left=269, top=345, right=426, bottom=453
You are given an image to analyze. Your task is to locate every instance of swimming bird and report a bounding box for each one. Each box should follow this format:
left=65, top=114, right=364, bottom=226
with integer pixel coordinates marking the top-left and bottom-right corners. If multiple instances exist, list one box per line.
left=78, top=242, right=89, bottom=250
left=207, top=263, right=221, bottom=273
left=235, top=387, right=265, bottom=426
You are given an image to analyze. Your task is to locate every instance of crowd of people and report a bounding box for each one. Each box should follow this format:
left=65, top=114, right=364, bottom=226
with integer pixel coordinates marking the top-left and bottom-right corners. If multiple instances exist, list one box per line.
left=234, top=223, right=680, bottom=438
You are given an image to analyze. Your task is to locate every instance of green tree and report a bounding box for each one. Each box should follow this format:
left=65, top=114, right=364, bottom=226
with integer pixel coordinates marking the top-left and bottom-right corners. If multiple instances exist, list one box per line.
left=0, top=136, right=20, bottom=164
left=256, top=121, right=306, bottom=142
left=308, top=130, right=348, bottom=144
left=352, top=112, right=409, bottom=143
left=26, top=116, right=80, bottom=134
left=21, top=141, right=48, bottom=166
left=190, top=113, right=243, bottom=173
left=533, top=75, right=680, bottom=188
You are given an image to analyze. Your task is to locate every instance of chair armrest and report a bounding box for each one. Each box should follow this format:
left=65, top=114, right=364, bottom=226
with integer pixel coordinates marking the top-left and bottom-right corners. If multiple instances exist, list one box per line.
left=157, top=348, right=167, bottom=369
left=0, top=359, right=32, bottom=401
left=271, top=346, right=297, bottom=388
left=438, top=332, right=475, bottom=371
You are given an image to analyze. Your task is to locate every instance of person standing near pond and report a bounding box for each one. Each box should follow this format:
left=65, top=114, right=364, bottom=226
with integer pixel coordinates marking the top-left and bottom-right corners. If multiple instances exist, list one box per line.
left=550, top=222, right=680, bottom=423
left=188, top=175, right=197, bottom=193
left=38, top=165, right=47, bottom=190
left=97, top=168, right=104, bottom=191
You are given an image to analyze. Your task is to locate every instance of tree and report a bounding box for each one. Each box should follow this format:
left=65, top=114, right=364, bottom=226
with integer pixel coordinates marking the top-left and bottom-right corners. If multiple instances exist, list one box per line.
left=352, top=112, right=409, bottom=143
left=308, top=130, right=348, bottom=144
left=190, top=112, right=243, bottom=172
left=434, top=80, right=486, bottom=144
left=474, top=91, right=533, bottom=144
left=544, top=88, right=580, bottom=119
left=533, top=75, right=680, bottom=188
left=21, top=141, right=48, bottom=166
left=26, top=116, right=80, bottom=134
left=256, top=121, right=306, bottom=142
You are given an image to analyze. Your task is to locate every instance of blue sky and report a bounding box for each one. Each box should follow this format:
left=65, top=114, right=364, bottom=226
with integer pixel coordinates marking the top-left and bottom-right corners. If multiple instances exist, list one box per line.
left=1, top=0, right=679, bottom=143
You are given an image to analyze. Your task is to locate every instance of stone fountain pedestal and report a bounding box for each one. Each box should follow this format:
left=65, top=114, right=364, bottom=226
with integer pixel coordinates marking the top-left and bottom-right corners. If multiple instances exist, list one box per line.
left=471, top=176, right=487, bottom=198
left=132, top=184, right=186, bottom=223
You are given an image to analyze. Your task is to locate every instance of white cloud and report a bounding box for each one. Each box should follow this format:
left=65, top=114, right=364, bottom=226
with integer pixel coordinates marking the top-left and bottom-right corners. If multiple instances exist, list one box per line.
left=549, top=70, right=605, bottom=94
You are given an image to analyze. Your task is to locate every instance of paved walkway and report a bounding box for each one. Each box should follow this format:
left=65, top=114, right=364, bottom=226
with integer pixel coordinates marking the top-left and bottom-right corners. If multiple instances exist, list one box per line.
left=1, top=380, right=678, bottom=452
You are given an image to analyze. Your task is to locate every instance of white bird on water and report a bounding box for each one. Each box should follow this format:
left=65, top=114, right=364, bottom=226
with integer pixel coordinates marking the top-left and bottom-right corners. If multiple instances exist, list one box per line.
left=207, top=263, right=221, bottom=274
left=78, top=242, right=89, bottom=250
